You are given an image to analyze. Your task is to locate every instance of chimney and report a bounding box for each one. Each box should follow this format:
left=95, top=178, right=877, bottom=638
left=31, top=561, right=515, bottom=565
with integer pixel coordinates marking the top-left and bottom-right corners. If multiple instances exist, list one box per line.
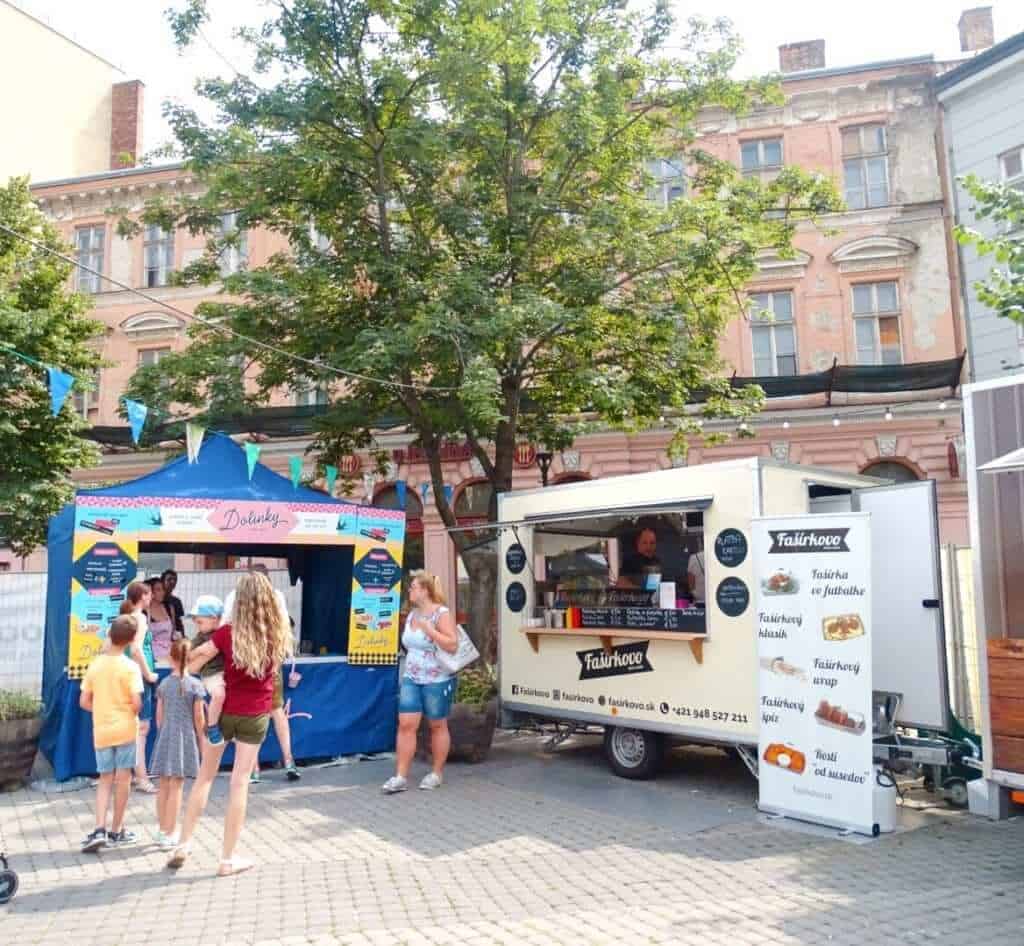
left=958, top=7, right=994, bottom=53
left=778, top=40, right=826, bottom=74
left=110, top=80, right=144, bottom=169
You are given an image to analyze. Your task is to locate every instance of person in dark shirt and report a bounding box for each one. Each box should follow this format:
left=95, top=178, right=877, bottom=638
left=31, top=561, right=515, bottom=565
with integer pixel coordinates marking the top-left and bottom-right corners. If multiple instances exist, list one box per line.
left=618, top=528, right=662, bottom=589
left=161, top=569, right=186, bottom=637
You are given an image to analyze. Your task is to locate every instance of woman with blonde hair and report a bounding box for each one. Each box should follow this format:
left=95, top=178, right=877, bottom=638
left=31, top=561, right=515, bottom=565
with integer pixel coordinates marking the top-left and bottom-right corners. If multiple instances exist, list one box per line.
left=382, top=570, right=458, bottom=794
left=167, top=572, right=292, bottom=876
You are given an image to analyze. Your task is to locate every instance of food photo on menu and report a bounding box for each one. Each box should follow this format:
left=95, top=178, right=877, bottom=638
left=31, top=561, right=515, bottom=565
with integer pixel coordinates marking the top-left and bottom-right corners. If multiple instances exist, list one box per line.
left=759, top=656, right=807, bottom=682
left=762, top=743, right=806, bottom=774
left=822, top=614, right=865, bottom=641
left=761, top=569, right=798, bottom=595
left=814, top=700, right=866, bottom=735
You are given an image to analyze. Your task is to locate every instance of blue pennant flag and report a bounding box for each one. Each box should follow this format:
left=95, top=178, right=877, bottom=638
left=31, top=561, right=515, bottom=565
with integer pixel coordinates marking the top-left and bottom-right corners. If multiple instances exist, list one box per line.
left=443, top=484, right=454, bottom=504
left=46, top=367, right=74, bottom=417
left=324, top=464, right=338, bottom=496
left=289, top=455, right=303, bottom=489
left=395, top=480, right=407, bottom=509
left=419, top=482, right=431, bottom=504
left=124, top=399, right=148, bottom=445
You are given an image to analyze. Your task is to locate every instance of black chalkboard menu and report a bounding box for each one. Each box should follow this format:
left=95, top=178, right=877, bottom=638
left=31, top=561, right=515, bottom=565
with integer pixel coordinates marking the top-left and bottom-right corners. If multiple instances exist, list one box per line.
left=576, top=607, right=707, bottom=634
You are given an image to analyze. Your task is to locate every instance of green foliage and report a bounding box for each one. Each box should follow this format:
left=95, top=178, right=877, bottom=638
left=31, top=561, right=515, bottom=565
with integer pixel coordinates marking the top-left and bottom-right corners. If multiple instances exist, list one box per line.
left=0, top=689, right=42, bottom=722
left=455, top=665, right=498, bottom=707
left=955, top=175, right=1024, bottom=325
left=0, top=178, right=104, bottom=555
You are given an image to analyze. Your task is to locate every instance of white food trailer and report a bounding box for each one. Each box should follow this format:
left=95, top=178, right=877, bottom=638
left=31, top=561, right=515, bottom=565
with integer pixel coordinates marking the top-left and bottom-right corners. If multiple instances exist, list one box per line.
left=494, top=457, right=954, bottom=781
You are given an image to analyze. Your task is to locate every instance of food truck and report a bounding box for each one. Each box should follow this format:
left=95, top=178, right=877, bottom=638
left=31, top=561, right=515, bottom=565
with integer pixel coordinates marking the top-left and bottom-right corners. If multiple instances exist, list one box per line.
left=495, top=457, right=955, bottom=785
left=964, top=374, right=1024, bottom=810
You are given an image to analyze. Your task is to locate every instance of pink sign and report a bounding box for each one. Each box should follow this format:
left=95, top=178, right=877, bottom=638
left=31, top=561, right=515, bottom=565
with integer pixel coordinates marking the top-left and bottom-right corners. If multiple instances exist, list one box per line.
left=207, top=502, right=298, bottom=542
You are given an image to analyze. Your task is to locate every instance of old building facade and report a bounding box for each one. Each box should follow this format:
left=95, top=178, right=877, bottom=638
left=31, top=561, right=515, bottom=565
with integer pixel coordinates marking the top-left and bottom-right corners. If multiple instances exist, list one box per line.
left=4, top=21, right=988, bottom=606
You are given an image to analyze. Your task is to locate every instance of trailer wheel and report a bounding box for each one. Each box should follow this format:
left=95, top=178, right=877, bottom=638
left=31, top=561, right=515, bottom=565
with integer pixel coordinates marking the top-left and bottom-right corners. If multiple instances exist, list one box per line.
left=943, top=777, right=969, bottom=808
left=603, top=726, right=663, bottom=780
left=0, top=868, right=17, bottom=905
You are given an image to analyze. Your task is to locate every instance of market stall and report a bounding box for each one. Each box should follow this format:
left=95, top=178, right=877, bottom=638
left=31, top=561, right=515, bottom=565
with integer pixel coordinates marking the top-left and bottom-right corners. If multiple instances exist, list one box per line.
left=40, top=433, right=405, bottom=781
left=494, top=457, right=954, bottom=835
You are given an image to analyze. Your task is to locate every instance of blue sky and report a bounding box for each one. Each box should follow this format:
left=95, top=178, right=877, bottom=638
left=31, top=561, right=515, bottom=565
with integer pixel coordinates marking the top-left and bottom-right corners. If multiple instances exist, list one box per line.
left=12, top=0, right=1024, bottom=156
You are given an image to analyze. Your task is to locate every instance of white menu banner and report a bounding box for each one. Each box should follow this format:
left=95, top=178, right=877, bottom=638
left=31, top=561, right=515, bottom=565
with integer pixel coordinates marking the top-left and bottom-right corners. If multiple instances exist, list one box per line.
left=752, top=513, right=875, bottom=836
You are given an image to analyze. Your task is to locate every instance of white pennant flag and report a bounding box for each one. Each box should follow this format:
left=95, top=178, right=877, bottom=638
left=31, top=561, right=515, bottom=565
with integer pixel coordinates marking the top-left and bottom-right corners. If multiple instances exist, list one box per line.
left=186, top=423, right=206, bottom=464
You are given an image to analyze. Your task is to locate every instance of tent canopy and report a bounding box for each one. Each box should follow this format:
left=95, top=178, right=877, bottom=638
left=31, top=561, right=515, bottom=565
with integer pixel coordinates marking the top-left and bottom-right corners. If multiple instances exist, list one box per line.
left=79, top=431, right=342, bottom=504
left=979, top=446, right=1024, bottom=475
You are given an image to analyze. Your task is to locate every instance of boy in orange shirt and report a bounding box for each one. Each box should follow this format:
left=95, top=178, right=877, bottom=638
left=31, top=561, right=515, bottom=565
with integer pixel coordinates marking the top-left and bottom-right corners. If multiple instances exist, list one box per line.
left=79, top=615, right=144, bottom=852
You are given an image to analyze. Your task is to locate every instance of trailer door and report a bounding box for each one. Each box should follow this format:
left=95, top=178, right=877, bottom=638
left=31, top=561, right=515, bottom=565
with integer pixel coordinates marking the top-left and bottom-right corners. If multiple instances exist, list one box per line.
left=853, top=480, right=950, bottom=732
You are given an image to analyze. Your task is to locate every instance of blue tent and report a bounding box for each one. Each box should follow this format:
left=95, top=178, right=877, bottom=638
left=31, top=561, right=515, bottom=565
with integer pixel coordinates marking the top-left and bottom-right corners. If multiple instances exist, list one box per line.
left=42, top=433, right=398, bottom=780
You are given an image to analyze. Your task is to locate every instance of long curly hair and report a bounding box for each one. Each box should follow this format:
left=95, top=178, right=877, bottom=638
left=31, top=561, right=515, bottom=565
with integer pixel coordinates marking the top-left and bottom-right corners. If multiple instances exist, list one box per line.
left=230, top=573, right=292, bottom=678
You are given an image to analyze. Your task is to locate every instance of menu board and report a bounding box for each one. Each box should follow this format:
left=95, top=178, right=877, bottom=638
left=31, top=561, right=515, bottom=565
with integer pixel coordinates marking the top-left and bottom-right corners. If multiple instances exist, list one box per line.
left=753, top=514, right=874, bottom=836
left=576, top=607, right=707, bottom=634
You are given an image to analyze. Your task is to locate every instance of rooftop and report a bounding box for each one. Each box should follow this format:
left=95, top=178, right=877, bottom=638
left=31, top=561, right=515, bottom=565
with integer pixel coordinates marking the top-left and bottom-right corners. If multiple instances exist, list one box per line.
left=935, top=29, right=1024, bottom=92
left=32, top=162, right=186, bottom=191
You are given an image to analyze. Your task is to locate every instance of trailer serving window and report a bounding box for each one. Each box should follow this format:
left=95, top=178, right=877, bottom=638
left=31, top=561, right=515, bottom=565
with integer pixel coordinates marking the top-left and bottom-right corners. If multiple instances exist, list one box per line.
left=523, top=500, right=710, bottom=635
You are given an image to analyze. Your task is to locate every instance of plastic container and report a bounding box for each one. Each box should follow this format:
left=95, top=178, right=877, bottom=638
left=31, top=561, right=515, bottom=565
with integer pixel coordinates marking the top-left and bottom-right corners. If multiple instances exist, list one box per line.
left=873, top=765, right=898, bottom=834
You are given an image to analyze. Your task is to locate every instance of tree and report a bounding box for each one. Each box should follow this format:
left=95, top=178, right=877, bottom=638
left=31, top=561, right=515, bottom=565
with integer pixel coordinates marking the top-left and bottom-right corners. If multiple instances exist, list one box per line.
left=956, top=175, right=1024, bottom=325
left=0, top=177, right=103, bottom=555
left=126, top=0, right=839, bottom=655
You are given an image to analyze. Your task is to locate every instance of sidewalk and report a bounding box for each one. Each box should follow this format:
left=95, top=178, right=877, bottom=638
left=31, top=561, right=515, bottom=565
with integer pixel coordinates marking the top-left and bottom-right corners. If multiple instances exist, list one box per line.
left=2, top=733, right=1022, bottom=946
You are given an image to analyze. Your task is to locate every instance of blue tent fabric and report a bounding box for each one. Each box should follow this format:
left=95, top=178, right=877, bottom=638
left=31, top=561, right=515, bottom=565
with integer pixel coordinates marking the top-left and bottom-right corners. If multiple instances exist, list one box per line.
left=43, top=433, right=397, bottom=781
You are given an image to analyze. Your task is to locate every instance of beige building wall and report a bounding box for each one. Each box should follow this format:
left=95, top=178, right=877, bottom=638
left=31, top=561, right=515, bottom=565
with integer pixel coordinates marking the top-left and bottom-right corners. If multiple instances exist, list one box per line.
left=0, top=1, right=120, bottom=182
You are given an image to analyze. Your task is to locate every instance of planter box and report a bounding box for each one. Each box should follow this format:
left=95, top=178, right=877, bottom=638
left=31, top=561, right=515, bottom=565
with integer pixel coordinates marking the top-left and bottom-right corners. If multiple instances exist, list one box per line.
left=416, top=698, right=498, bottom=764
left=0, top=716, right=42, bottom=788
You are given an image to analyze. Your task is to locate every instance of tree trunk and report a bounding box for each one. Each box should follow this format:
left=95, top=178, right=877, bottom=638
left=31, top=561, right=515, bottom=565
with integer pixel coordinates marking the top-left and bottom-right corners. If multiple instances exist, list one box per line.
left=459, top=542, right=499, bottom=663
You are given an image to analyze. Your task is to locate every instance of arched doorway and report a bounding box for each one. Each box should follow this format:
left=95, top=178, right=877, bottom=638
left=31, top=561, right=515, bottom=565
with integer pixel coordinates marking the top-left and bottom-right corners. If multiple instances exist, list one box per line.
left=452, top=479, right=496, bottom=638
left=861, top=460, right=922, bottom=483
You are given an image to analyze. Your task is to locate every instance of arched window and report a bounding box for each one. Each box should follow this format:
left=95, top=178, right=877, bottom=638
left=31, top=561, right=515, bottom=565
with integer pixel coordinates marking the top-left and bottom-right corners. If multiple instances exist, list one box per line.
left=861, top=460, right=920, bottom=483
left=373, top=484, right=425, bottom=580
left=454, top=480, right=494, bottom=523
left=553, top=472, right=593, bottom=485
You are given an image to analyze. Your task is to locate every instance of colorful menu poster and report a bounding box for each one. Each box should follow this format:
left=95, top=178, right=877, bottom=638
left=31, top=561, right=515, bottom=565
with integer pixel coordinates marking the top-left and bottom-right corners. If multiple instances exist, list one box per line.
left=68, top=505, right=141, bottom=678
left=752, top=513, right=874, bottom=836
left=348, top=507, right=406, bottom=665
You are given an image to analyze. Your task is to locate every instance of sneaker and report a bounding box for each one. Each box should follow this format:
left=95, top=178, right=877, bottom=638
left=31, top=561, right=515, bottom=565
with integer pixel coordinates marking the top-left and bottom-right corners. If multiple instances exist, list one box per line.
left=158, top=832, right=180, bottom=852
left=285, top=763, right=301, bottom=782
left=81, top=827, right=107, bottom=853
left=250, top=770, right=261, bottom=785
left=381, top=775, right=408, bottom=794
left=206, top=724, right=224, bottom=746
left=419, top=772, right=443, bottom=791
left=107, top=828, right=138, bottom=848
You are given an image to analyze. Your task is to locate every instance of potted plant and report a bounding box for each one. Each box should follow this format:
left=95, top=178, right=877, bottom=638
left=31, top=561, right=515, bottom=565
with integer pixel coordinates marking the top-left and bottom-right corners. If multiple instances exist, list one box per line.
left=417, top=665, right=498, bottom=764
left=0, top=690, right=43, bottom=789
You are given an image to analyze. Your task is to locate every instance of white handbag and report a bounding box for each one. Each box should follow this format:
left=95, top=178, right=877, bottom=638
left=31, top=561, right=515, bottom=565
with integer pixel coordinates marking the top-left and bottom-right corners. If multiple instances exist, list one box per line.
left=434, top=621, right=480, bottom=675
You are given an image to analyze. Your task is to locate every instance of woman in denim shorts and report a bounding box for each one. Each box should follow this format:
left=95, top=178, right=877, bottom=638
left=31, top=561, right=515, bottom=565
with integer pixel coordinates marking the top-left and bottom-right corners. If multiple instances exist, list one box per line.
left=382, top=571, right=458, bottom=794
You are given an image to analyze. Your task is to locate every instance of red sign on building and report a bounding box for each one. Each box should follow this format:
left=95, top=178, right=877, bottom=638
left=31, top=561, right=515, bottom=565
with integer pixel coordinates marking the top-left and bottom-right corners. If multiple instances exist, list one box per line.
left=513, top=443, right=537, bottom=468
left=339, top=454, right=361, bottom=476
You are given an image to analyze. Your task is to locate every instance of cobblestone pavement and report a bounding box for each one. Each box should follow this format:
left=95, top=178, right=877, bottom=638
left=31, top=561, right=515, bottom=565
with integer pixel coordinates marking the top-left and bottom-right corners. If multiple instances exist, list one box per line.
left=2, top=732, right=1022, bottom=946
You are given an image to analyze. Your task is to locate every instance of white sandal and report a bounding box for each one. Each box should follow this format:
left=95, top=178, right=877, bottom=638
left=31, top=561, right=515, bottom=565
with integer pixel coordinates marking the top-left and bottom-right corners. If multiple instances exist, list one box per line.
left=217, top=857, right=254, bottom=877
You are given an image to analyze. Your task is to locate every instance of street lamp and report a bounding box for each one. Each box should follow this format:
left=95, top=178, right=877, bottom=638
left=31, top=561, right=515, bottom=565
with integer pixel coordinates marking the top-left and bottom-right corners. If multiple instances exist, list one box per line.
left=535, top=451, right=554, bottom=487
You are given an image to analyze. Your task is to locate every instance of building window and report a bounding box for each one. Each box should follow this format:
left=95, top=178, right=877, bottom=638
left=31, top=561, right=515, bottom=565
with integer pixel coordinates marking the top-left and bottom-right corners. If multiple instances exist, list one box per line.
left=294, top=384, right=328, bottom=407
left=138, top=347, right=172, bottom=367
left=842, top=124, right=889, bottom=209
left=1001, top=145, right=1024, bottom=190
left=72, top=370, right=101, bottom=418
left=644, top=158, right=686, bottom=208
left=741, top=138, right=783, bottom=178
left=749, top=291, right=797, bottom=376
left=852, top=281, right=902, bottom=365
left=861, top=460, right=919, bottom=483
left=143, top=224, right=174, bottom=288
left=74, top=225, right=105, bottom=293
left=219, top=212, right=249, bottom=276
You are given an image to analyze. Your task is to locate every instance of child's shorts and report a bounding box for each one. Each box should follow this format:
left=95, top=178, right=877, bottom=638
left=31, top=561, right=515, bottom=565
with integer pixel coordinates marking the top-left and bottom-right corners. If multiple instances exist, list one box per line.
left=95, top=741, right=137, bottom=774
left=219, top=713, right=270, bottom=745
left=202, top=671, right=225, bottom=698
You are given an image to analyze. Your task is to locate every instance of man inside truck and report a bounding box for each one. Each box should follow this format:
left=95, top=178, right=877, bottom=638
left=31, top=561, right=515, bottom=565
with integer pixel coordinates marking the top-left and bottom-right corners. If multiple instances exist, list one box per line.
left=618, top=525, right=663, bottom=589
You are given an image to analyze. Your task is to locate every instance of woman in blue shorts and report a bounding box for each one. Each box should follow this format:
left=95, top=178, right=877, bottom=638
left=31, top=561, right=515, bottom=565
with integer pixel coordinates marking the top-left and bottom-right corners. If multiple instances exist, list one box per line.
left=382, top=571, right=458, bottom=794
